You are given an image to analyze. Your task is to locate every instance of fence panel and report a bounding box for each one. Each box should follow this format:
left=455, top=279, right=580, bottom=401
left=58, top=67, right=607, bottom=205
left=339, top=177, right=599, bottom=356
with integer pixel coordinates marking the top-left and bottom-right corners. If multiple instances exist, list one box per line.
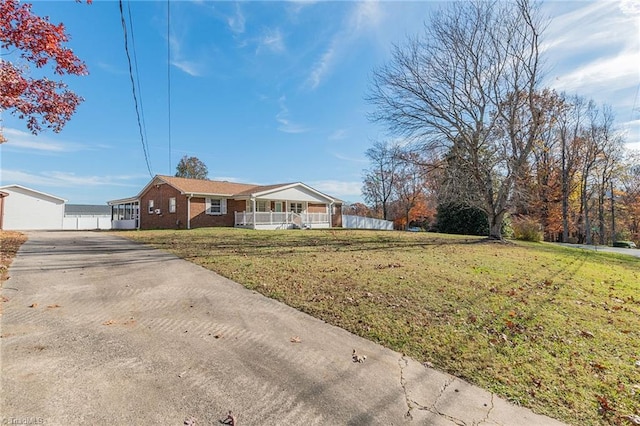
left=342, top=215, right=393, bottom=231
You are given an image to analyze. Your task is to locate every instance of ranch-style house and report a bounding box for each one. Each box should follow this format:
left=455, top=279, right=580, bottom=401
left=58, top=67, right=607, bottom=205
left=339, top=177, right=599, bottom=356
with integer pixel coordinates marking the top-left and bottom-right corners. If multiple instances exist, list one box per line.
left=108, top=175, right=343, bottom=230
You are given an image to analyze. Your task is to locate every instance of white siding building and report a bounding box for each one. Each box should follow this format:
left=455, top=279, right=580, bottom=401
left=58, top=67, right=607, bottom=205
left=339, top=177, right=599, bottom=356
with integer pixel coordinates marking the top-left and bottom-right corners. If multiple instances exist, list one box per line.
left=0, top=185, right=66, bottom=230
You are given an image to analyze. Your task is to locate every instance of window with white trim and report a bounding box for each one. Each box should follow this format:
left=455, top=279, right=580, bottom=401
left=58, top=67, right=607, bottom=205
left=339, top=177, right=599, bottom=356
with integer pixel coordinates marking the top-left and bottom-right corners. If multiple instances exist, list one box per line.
left=168, top=197, right=176, bottom=213
left=256, top=200, right=267, bottom=212
left=148, top=199, right=154, bottom=214
left=206, top=198, right=227, bottom=215
left=290, top=202, right=303, bottom=213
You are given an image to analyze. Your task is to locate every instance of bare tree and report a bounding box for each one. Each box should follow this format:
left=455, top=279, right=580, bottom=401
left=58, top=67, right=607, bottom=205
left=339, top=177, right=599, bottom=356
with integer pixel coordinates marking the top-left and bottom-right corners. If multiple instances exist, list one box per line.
left=362, top=141, right=401, bottom=220
left=392, top=152, right=428, bottom=228
left=368, top=0, right=545, bottom=239
left=555, top=94, right=589, bottom=242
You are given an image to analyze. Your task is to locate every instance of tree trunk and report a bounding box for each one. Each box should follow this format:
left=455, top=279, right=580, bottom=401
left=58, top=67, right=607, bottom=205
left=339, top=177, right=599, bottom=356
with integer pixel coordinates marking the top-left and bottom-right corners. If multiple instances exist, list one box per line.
left=561, top=142, right=569, bottom=243
left=488, top=211, right=505, bottom=240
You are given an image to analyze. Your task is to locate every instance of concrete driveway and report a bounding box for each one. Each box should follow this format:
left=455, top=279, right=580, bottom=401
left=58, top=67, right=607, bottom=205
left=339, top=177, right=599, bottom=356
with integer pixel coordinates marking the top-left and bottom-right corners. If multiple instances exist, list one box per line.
left=553, top=242, right=640, bottom=258
left=1, top=231, right=565, bottom=425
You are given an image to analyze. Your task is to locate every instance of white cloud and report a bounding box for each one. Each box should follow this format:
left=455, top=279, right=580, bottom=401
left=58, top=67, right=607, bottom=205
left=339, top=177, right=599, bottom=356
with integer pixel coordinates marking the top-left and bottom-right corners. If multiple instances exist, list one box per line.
left=329, top=129, right=348, bottom=140
left=0, top=170, right=142, bottom=188
left=307, top=45, right=336, bottom=89
left=171, top=59, right=203, bottom=77
left=543, top=0, right=640, bottom=151
left=276, top=96, right=309, bottom=134
left=308, top=179, right=362, bottom=199
left=169, top=31, right=205, bottom=77
left=332, top=152, right=367, bottom=163
left=227, top=3, right=246, bottom=34
left=350, top=1, right=382, bottom=32
left=257, top=28, right=285, bottom=54
left=1, top=128, right=91, bottom=153
left=306, top=1, right=383, bottom=89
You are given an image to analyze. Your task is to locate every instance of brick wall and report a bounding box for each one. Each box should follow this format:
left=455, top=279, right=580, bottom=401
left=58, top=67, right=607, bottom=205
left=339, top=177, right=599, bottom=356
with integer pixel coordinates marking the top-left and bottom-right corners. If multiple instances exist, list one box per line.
left=140, top=184, right=186, bottom=229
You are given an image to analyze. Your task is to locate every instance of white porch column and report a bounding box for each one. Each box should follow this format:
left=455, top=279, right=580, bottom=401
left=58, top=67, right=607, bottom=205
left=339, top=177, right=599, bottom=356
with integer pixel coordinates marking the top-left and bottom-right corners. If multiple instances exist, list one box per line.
left=251, top=197, right=257, bottom=230
left=329, top=202, right=334, bottom=227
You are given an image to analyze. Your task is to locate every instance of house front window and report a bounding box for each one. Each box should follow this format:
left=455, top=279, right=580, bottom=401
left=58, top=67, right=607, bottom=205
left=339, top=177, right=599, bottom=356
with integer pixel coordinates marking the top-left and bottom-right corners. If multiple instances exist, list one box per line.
left=290, top=202, right=303, bottom=213
left=148, top=199, right=154, bottom=214
left=257, top=200, right=267, bottom=212
left=206, top=198, right=227, bottom=215
left=169, top=197, right=176, bottom=213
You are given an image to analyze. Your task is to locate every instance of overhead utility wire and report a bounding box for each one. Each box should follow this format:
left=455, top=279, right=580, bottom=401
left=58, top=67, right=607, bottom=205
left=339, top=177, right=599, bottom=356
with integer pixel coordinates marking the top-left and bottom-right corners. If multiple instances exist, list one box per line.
left=126, top=1, right=150, bottom=159
left=167, top=0, right=173, bottom=174
left=119, top=0, right=153, bottom=178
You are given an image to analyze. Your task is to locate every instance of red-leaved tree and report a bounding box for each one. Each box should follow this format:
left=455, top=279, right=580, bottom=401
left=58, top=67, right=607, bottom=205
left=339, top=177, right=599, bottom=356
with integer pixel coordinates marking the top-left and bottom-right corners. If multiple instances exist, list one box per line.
left=0, top=0, right=89, bottom=142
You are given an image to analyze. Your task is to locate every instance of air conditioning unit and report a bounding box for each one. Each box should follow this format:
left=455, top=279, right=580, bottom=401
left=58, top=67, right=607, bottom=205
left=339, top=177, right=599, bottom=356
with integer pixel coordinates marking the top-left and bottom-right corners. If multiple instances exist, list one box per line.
left=155, top=209, right=161, bottom=214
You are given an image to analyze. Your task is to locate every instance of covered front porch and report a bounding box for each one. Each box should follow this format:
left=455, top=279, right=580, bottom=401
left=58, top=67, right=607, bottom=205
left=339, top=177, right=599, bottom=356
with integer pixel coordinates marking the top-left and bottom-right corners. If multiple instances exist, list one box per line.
left=234, top=211, right=331, bottom=230
left=233, top=187, right=335, bottom=230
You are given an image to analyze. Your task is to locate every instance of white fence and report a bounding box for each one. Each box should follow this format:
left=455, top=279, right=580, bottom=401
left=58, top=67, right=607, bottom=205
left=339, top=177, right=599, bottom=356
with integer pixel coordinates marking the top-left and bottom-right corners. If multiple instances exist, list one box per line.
left=62, top=216, right=112, bottom=230
left=342, top=215, right=393, bottom=231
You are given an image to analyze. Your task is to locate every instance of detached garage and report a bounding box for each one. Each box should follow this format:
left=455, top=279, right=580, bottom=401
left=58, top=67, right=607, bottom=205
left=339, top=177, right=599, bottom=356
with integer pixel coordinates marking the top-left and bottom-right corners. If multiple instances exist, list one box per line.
left=0, top=185, right=66, bottom=230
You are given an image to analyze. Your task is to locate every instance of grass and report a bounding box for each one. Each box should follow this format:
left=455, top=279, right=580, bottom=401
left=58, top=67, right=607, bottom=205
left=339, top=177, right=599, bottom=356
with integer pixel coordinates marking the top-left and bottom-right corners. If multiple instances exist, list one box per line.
left=119, top=228, right=639, bottom=425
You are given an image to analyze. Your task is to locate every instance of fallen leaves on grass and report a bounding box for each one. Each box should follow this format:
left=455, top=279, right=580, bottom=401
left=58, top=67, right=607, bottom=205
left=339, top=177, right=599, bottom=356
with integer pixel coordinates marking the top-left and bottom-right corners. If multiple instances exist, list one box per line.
left=28, top=303, right=38, bottom=308
left=46, top=304, right=61, bottom=309
left=596, top=395, right=615, bottom=417
left=580, top=330, right=595, bottom=338
left=102, top=320, right=116, bottom=325
left=290, top=336, right=302, bottom=343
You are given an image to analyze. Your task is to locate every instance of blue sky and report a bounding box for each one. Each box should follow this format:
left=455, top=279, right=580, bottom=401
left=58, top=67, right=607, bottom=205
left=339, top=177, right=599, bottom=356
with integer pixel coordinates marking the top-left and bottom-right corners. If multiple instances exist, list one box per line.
left=1, top=0, right=639, bottom=205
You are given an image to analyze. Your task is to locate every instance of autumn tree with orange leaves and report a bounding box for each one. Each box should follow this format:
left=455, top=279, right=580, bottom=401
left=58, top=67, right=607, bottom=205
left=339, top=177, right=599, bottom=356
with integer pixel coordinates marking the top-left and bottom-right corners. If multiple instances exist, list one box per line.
left=0, top=0, right=89, bottom=142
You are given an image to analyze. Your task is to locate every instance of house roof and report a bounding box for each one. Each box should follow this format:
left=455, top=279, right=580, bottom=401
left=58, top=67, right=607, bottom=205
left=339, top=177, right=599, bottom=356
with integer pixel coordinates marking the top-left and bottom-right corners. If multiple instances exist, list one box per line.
left=108, top=175, right=342, bottom=204
left=156, top=175, right=259, bottom=196
left=65, top=204, right=111, bottom=215
left=0, top=184, right=67, bottom=203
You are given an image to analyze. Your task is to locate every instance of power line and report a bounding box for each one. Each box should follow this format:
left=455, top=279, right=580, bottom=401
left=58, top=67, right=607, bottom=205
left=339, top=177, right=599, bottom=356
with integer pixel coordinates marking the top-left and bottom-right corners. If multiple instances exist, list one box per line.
left=126, top=1, right=150, bottom=160
left=118, top=0, right=153, bottom=178
left=167, top=0, right=172, bottom=174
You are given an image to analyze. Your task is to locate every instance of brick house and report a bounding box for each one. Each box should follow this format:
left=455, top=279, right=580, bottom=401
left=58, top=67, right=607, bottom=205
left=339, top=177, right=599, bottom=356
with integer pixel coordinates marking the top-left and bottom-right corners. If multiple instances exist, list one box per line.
left=108, top=175, right=343, bottom=230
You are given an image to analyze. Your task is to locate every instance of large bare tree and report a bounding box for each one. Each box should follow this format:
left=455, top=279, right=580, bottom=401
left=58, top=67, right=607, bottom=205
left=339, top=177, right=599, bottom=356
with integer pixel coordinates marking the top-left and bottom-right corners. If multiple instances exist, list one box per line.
left=368, top=0, right=545, bottom=239
left=362, top=140, right=401, bottom=220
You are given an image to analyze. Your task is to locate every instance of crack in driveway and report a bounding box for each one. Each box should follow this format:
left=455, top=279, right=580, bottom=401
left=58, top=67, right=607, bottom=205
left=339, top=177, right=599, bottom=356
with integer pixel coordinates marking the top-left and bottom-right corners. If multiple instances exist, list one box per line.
left=398, top=356, right=467, bottom=425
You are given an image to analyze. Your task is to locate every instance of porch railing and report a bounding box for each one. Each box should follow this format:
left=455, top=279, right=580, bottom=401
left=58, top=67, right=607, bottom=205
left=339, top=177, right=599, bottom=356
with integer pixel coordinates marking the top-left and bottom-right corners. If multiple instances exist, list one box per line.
left=235, top=211, right=329, bottom=227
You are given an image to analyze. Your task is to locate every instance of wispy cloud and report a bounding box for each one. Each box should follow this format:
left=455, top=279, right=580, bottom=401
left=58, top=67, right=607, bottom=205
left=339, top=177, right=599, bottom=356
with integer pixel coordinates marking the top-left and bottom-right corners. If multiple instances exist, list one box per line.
left=169, top=34, right=205, bottom=77
left=307, top=45, right=336, bottom=90
left=227, top=3, right=246, bottom=34
left=1, top=170, right=142, bottom=188
left=544, top=2, right=639, bottom=95
left=332, top=152, right=367, bottom=163
left=543, top=0, right=639, bottom=148
left=329, top=129, right=348, bottom=140
left=276, top=96, right=309, bottom=134
left=306, top=1, right=383, bottom=89
left=257, top=27, right=285, bottom=54
left=1, top=128, right=93, bottom=153
left=308, top=179, right=362, bottom=199
left=551, top=49, right=639, bottom=94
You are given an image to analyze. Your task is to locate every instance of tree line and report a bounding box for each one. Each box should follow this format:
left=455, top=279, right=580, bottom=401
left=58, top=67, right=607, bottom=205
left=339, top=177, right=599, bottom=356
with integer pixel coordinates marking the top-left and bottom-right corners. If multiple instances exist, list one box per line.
left=357, top=0, right=639, bottom=244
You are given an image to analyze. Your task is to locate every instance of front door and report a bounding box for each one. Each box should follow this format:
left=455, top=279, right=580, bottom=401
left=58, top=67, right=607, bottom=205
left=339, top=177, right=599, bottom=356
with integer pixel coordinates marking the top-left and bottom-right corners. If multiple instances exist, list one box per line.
left=274, top=202, right=283, bottom=212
